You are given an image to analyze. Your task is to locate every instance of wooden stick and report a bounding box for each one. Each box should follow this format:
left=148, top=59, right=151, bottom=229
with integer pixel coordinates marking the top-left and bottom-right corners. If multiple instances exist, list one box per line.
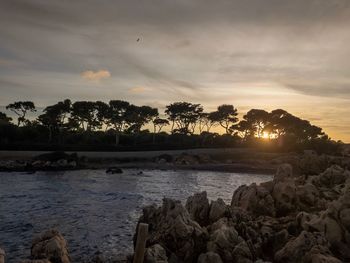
left=0, top=248, right=5, bottom=263
left=133, top=223, right=149, bottom=263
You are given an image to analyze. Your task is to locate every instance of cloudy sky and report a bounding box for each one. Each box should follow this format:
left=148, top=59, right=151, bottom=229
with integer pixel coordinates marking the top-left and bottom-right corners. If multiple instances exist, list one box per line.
left=0, top=0, right=350, bottom=141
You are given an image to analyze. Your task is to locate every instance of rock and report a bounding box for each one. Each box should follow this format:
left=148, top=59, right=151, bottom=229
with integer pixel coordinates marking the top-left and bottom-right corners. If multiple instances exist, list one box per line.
left=232, top=183, right=275, bottom=217
left=303, top=245, right=342, bottom=263
left=299, top=153, right=329, bottom=175
left=340, top=208, right=350, bottom=231
left=274, top=231, right=329, bottom=263
left=106, top=167, right=123, bottom=174
left=56, top=159, right=68, bottom=166
left=197, top=252, right=223, bottom=263
left=186, top=192, right=210, bottom=226
left=138, top=198, right=208, bottom=262
left=174, top=154, right=199, bottom=165
left=31, top=229, right=70, bottom=263
left=209, top=198, right=227, bottom=223
left=296, top=183, right=320, bottom=211
left=207, top=218, right=243, bottom=262
left=272, top=178, right=297, bottom=216
left=317, top=165, right=349, bottom=188
left=232, top=241, right=253, bottom=263
left=274, top=164, right=293, bottom=182
left=155, top=154, right=173, bottom=163
left=144, top=244, right=168, bottom=263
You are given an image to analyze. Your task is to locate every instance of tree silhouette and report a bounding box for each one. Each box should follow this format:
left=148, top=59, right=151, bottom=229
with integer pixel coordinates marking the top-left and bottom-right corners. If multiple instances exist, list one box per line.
left=108, top=100, right=130, bottom=145
left=152, top=117, right=169, bottom=143
left=6, top=101, right=36, bottom=126
left=0, top=112, right=12, bottom=124
left=210, top=104, right=238, bottom=134
left=165, top=102, right=203, bottom=134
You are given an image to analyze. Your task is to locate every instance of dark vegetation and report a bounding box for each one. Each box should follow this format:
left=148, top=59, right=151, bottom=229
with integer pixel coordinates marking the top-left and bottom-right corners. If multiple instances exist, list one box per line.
left=0, top=100, right=342, bottom=153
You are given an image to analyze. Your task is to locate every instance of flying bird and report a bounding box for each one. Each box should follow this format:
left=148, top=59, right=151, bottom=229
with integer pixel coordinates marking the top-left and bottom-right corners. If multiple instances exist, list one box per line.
left=136, top=38, right=140, bottom=42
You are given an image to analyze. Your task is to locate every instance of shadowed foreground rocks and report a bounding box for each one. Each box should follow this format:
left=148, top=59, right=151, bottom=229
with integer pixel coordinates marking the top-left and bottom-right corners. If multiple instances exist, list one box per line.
left=17, top=229, right=70, bottom=263
left=135, top=163, right=350, bottom=263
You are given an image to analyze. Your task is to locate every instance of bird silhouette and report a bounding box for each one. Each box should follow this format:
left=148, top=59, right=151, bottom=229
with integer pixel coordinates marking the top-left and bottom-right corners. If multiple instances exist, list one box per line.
left=136, top=38, right=140, bottom=42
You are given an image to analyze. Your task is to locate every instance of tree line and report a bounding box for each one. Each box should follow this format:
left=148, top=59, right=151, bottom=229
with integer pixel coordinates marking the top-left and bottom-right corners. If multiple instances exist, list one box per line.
left=0, top=99, right=340, bottom=153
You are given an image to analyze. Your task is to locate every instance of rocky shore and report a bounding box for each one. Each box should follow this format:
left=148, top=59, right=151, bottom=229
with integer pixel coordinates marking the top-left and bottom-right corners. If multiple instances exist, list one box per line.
left=134, top=163, right=350, bottom=263
left=1, top=153, right=350, bottom=263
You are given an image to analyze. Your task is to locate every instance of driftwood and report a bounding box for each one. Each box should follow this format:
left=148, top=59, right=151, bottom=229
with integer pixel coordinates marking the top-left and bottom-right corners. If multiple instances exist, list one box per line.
left=133, top=223, right=149, bottom=263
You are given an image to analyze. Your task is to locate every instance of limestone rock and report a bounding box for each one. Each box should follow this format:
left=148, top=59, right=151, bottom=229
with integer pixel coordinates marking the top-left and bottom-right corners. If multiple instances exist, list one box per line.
left=231, top=184, right=275, bottom=217
left=197, top=252, right=223, bottom=263
left=274, top=231, right=328, bottom=263
left=272, top=178, right=297, bottom=216
left=207, top=218, right=243, bottom=262
left=31, top=229, right=70, bottom=263
left=209, top=198, right=227, bottom=223
left=138, top=198, right=208, bottom=263
left=145, top=244, right=168, bottom=263
left=186, top=192, right=210, bottom=226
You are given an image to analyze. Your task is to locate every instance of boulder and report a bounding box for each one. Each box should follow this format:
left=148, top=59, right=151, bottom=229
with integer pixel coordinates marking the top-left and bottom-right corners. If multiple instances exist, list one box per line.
left=317, top=165, right=349, bottom=188
left=144, top=244, right=168, bottom=263
left=209, top=198, right=227, bottom=223
left=303, top=245, right=342, bottom=263
left=272, top=178, right=297, bottom=216
left=274, top=164, right=293, bottom=182
left=138, top=198, right=208, bottom=263
left=186, top=192, right=210, bottom=226
left=197, top=252, right=223, bottom=263
left=274, top=231, right=329, bottom=263
left=174, top=154, right=199, bottom=165
left=31, top=229, right=70, bottom=263
left=106, top=167, right=123, bottom=174
left=207, top=218, right=243, bottom=262
left=232, top=241, right=253, bottom=263
left=299, top=153, right=329, bottom=175
left=296, top=183, right=320, bottom=211
left=231, top=184, right=275, bottom=217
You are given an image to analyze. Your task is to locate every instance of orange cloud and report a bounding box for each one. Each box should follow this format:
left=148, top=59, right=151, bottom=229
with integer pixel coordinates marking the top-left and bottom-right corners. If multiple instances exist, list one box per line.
left=128, top=86, right=147, bottom=94
left=81, top=69, right=111, bottom=81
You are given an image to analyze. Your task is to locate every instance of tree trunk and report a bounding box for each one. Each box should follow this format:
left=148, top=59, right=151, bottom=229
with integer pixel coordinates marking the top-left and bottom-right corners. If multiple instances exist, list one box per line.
left=115, top=133, right=120, bottom=146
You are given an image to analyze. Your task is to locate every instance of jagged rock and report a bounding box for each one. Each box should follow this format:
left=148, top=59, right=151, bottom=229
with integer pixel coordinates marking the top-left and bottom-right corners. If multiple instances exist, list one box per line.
left=232, top=241, right=253, bottom=263
left=197, top=252, right=223, bottom=263
left=207, top=218, right=243, bottom=262
left=303, top=245, right=342, bottom=263
left=144, top=244, right=168, bottom=263
left=299, top=153, right=329, bottom=175
left=272, top=178, right=297, bottom=216
left=186, top=192, right=210, bottom=226
left=231, top=183, right=275, bottom=217
left=316, top=165, right=349, bottom=188
left=31, top=229, right=70, bottom=263
left=274, top=231, right=329, bottom=263
left=138, top=198, right=208, bottom=263
left=274, top=164, right=293, bottom=182
left=340, top=208, right=350, bottom=231
left=296, top=183, right=320, bottom=211
left=209, top=198, right=227, bottom=223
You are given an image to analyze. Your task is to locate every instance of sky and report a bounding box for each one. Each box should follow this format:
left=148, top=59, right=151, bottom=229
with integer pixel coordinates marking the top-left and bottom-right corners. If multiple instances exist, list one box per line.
left=0, top=0, right=350, bottom=141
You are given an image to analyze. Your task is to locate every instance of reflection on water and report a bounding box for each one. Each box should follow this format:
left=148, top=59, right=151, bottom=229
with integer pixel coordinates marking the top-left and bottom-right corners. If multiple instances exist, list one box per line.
left=0, top=169, right=272, bottom=262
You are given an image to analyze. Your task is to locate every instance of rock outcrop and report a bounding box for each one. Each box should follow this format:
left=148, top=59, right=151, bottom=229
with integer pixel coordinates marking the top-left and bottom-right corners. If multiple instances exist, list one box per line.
left=30, top=229, right=70, bottom=263
left=133, top=163, right=350, bottom=263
